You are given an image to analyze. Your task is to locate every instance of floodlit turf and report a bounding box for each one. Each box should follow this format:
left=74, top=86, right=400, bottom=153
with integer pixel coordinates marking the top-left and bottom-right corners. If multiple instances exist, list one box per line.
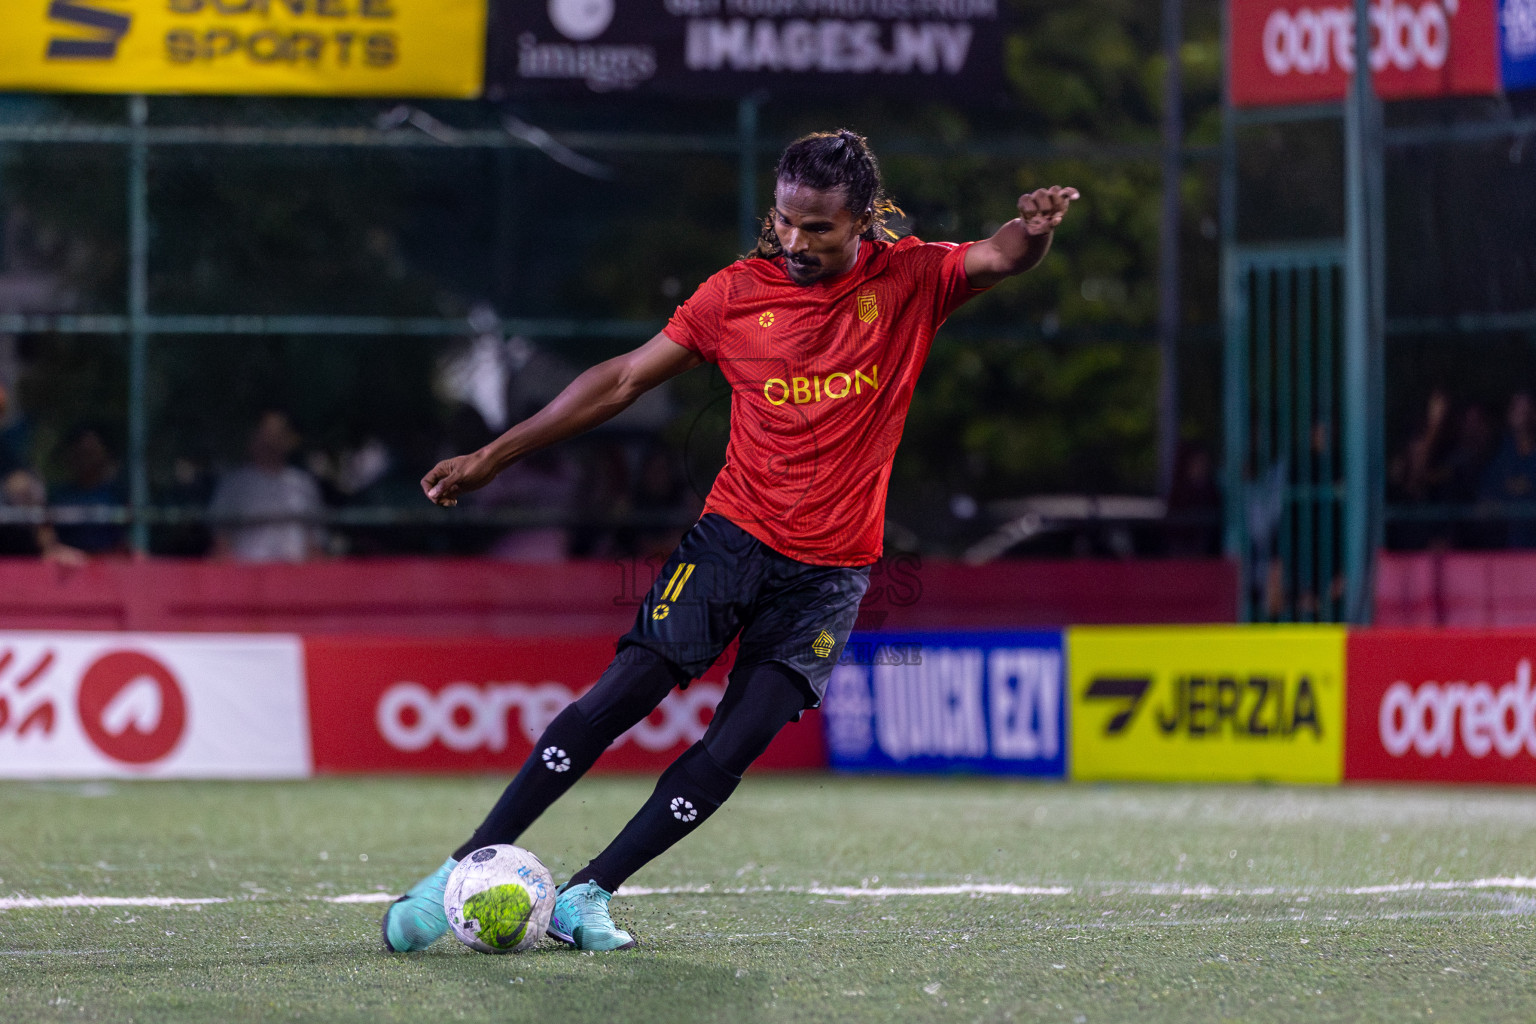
left=3, top=777, right=1536, bottom=1023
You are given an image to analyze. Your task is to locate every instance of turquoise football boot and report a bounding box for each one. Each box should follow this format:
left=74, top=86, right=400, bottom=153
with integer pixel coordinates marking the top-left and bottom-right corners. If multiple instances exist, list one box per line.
left=547, top=880, right=638, bottom=951
left=381, top=857, right=457, bottom=952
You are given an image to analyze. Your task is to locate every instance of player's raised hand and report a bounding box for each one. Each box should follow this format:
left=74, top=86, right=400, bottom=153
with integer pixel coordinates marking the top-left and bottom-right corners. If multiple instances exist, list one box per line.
left=421, top=452, right=495, bottom=507
left=1018, top=186, right=1080, bottom=236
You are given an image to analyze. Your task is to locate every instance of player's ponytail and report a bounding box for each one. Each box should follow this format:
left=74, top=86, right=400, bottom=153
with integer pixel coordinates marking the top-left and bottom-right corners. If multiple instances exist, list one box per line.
left=749, top=128, right=903, bottom=259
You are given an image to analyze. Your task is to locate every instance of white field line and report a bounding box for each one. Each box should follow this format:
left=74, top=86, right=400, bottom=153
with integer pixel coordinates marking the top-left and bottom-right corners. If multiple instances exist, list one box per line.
left=0, top=896, right=228, bottom=909
left=6, top=877, right=1536, bottom=911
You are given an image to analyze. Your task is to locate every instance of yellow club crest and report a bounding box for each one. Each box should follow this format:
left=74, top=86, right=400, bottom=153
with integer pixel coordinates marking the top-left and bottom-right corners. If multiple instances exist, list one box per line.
left=812, top=630, right=837, bottom=658
left=758, top=310, right=776, bottom=328
left=857, top=292, right=879, bottom=324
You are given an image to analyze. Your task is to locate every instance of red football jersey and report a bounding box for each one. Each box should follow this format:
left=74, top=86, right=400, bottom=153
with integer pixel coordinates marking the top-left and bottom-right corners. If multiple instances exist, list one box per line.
left=664, top=235, right=987, bottom=566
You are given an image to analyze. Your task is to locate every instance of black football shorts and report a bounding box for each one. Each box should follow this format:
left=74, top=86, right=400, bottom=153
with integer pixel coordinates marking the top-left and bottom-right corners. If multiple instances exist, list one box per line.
left=618, top=513, right=871, bottom=707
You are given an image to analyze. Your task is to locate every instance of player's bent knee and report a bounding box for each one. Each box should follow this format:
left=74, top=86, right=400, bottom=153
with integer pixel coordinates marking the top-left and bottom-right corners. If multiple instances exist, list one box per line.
left=575, top=644, right=689, bottom=736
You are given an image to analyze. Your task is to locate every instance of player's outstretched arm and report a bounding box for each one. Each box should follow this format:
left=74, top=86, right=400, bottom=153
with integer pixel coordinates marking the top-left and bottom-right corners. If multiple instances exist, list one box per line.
left=422, top=331, right=702, bottom=507
left=963, top=186, right=1081, bottom=291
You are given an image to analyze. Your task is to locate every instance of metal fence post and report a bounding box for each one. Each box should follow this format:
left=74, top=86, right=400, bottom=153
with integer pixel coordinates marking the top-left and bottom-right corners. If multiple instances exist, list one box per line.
left=1342, top=0, right=1383, bottom=623
left=127, top=95, right=150, bottom=555
left=1219, top=0, right=1248, bottom=620
left=1157, top=0, right=1184, bottom=499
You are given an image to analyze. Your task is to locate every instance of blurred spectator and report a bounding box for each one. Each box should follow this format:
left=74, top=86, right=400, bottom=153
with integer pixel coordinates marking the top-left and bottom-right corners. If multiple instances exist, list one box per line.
left=1444, top=403, right=1497, bottom=548
left=1297, top=421, right=1345, bottom=619
left=155, top=456, right=216, bottom=557
left=567, top=439, right=634, bottom=558
left=0, top=379, right=33, bottom=479
left=1388, top=389, right=1454, bottom=549
left=0, top=468, right=84, bottom=564
left=49, top=425, right=127, bottom=555
left=208, top=410, right=325, bottom=563
left=631, top=443, right=699, bottom=558
left=1479, top=392, right=1536, bottom=547
left=479, top=450, right=578, bottom=562
left=1245, top=455, right=1287, bottom=619
left=1164, top=441, right=1221, bottom=557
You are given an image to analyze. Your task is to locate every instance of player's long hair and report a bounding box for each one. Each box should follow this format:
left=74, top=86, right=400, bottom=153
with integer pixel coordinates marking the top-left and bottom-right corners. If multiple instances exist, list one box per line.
left=748, top=128, right=903, bottom=260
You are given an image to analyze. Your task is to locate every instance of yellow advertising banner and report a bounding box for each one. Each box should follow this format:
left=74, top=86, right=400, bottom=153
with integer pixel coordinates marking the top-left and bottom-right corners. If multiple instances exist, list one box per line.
left=1068, top=626, right=1346, bottom=784
left=0, top=0, right=485, bottom=98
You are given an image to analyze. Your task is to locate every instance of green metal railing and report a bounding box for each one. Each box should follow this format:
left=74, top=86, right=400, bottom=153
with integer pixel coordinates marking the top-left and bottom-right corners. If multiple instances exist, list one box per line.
left=1224, top=242, right=1348, bottom=622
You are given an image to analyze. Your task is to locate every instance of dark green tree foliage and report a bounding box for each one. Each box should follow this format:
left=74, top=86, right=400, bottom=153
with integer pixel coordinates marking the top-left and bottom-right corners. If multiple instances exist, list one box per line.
left=0, top=2, right=1226, bottom=545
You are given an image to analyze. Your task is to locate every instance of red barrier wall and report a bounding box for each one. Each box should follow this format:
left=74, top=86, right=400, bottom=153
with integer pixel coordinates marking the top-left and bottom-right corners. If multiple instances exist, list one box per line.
left=0, top=557, right=1238, bottom=634
left=305, top=635, right=826, bottom=774
left=1376, top=551, right=1536, bottom=627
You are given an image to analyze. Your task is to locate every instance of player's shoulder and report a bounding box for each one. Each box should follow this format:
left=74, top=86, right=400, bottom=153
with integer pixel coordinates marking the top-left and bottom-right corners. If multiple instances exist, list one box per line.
left=866, top=235, right=964, bottom=276
left=697, top=256, right=784, bottom=293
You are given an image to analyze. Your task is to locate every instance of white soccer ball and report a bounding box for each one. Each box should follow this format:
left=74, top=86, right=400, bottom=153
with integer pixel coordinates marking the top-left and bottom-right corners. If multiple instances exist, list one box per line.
left=442, top=845, right=556, bottom=954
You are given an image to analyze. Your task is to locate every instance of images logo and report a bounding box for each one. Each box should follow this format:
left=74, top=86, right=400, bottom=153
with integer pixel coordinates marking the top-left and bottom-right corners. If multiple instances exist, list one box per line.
left=46, top=0, right=131, bottom=60
left=548, top=0, right=613, bottom=41
left=76, top=650, right=187, bottom=765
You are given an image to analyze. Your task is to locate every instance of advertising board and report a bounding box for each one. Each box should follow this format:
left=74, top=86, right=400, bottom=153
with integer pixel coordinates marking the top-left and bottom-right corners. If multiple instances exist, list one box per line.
left=0, top=632, right=310, bottom=778
left=0, top=0, right=486, bottom=97
left=485, top=0, right=1008, bottom=100
left=821, top=631, right=1066, bottom=776
left=304, top=636, right=826, bottom=773
left=1229, top=0, right=1501, bottom=105
left=1347, top=629, right=1536, bottom=783
left=1068, top=625, right=1345, bottom=783
left=1505, top=0, right=1536, bottom=89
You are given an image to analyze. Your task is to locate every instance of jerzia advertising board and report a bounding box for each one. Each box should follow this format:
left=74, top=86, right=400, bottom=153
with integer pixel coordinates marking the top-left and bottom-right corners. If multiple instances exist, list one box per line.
left=0, top=0, right=486, bottom=97
left=1068, top=626, right=1346, bottom=784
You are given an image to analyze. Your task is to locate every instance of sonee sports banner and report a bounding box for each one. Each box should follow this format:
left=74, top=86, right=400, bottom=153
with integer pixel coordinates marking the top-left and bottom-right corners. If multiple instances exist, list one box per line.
left=484, top=0, right=1009, bottom=100
left=0, top=0, right=487, bottom=97
left=1068, top=625, right=1346, bottom=784
left=821, top=631, right=1066, bottom=776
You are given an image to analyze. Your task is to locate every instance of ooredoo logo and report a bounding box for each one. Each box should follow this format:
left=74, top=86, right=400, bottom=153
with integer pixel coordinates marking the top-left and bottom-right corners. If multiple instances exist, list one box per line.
left=1378, top=659, right=1536, bottom=759
left=77, top=651, right=187, bottom=765
left=376, top=680, right=722, bottom=755
left=1262, top=0, right=1454, bottom=77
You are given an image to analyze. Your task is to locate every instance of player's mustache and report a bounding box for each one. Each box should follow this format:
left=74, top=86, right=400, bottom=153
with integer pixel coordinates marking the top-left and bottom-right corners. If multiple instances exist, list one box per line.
left=786, top=254, right=819, bottom=268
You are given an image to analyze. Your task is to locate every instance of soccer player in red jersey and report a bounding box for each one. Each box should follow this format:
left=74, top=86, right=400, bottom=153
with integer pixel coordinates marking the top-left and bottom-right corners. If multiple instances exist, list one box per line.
left=383, top=129, right=1078, bottom=953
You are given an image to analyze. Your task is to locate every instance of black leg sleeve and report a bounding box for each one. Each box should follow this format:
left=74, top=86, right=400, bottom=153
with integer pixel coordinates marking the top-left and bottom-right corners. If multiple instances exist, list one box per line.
left=452, top=645, right=686, bottom=860
left=568, top=661, right=810, bottom=891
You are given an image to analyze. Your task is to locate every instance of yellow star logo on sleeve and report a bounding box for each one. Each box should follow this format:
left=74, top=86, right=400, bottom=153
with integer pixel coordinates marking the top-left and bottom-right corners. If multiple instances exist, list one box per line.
left=758, top=311, right=775, bottom=328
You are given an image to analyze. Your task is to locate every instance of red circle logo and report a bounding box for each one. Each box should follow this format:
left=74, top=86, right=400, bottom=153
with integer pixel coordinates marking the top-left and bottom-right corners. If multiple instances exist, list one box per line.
left=77, top=651, right=187, bottom=765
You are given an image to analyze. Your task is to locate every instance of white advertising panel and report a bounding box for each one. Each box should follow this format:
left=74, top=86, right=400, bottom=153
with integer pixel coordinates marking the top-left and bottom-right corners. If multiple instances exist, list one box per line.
left=0, top=632, right=310, bottom=778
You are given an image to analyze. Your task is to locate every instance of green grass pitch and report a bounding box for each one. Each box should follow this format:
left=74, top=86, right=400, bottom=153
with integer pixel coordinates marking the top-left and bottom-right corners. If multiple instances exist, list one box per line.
left=3, top=775, right=1536, bottom=1023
